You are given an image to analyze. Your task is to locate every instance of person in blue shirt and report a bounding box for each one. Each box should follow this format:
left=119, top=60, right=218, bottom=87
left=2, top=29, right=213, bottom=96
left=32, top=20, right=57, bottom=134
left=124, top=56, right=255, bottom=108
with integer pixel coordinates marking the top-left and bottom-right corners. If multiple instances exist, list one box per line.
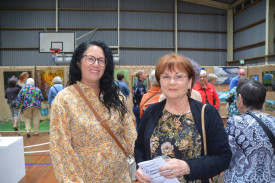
left=115, top=72, right=130, bottom=99
left=229, top=69, right=245, bottom=91
left=48, top=76, right=64, bottom=107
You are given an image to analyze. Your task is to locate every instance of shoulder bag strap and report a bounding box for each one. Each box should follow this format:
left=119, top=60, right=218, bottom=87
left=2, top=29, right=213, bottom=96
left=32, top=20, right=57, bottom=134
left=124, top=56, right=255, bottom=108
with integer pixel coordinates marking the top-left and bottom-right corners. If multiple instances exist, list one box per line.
left=144, top=93, right=160, bottom=105
left=246, top=111, right=275, bottom=150
left=201, top=104, right=219, bottom=183
left=73, top=84, right=129, bottom=157
left=201, top=104, right=207, bottom=155
left=53, top=86, right=59, bottom=93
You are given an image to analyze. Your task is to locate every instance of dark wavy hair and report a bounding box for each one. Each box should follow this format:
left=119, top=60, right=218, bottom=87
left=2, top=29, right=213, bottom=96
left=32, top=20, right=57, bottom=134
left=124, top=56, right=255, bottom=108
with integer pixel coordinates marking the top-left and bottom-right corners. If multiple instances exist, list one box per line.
left=68, top=41, right=127, bottom=120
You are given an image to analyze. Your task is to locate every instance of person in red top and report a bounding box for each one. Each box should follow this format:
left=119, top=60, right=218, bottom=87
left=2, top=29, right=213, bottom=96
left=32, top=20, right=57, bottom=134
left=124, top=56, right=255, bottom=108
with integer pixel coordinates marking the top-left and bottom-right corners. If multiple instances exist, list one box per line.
left=193, top=70, right=220, bottom=110
left=139, top=70, right=161, bottom=118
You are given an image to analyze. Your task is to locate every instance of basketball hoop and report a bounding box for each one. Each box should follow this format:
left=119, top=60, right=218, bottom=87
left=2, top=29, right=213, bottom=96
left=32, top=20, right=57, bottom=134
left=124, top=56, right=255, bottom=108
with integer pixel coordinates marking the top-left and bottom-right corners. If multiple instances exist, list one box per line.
left=50, top=48, right=60, bottom=61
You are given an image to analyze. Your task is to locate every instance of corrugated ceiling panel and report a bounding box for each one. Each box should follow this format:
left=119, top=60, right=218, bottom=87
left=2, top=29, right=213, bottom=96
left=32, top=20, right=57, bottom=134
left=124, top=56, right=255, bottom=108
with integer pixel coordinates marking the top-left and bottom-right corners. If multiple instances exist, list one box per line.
left=120, top=50, right=173, bottom=66
left=120, top=12, right=174, bottom=29
left=179, top=50, right=227, bottom=66
left=0, top=0, right=55, bottom=8
left=179, top=32, right=226, bottom=49
left=178, top=13, right=226, bottom=31
left=0, top=10, right=56, bottom=27
left=74, top=30, right=117, bottom=48
left=59, top=11, right=118, bottom=28
left=234, top=45, right=265, bottom=60
left=234, top=23, right=265, bottom=48
left=59, top=0, right=117, bottom=9
left=178, top=1, right=226, bottom=14
left=1, top=30, right=40, bottom=47
left=234, top=0, right=265, bottom=30
left=2, top=50, right=53, bottom=66
left=121, top=0, right=173, bottom=11
left=121, top=31, right=174, bottom=47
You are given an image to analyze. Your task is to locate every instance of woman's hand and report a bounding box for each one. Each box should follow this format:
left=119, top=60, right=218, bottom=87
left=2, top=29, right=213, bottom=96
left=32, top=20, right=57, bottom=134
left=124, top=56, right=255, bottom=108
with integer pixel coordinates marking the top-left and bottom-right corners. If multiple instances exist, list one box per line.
left=159, top=158, right=190, bottom=179
left=135, top=168, right=151, bottom=183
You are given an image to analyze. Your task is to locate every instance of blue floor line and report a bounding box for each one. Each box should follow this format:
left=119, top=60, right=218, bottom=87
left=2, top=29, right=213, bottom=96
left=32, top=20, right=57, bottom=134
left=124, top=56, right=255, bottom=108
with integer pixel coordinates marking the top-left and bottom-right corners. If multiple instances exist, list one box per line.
left=25, top=163, right=52, bottom=165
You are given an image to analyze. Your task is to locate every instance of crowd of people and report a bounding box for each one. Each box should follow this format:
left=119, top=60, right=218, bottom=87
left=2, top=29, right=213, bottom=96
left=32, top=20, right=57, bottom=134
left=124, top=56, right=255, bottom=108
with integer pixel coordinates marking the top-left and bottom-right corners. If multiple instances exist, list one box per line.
left=5, top=76, right=63, bottom=137
left=4, top=40, right=275, bottom=182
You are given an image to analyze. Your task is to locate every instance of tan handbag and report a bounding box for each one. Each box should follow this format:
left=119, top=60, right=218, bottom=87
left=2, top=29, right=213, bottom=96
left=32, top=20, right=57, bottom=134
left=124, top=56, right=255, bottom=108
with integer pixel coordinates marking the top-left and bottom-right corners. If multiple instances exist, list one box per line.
left=74, top=84, right=136, bottom=180
left=201, top=104, right=222, bottom=183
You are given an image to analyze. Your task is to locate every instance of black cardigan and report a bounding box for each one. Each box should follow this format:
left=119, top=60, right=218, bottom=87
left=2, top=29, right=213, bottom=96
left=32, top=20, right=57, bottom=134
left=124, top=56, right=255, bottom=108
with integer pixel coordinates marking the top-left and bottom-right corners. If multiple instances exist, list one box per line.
left=134, top=98, right=232, bottom=182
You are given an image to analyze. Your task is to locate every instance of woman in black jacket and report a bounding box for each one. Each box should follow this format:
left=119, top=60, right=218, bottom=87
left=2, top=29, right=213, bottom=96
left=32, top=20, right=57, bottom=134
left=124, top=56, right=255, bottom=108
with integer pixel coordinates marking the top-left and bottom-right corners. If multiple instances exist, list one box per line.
left=134, top=53, right=232, bottom=183
left=5, top=77, right=21, bottom=131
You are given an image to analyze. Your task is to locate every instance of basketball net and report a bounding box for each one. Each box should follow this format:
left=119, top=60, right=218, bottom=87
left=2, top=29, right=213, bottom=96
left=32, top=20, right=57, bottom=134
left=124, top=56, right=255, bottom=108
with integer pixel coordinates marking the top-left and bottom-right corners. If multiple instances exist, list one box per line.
left=50, top=48, right=60, bottom=61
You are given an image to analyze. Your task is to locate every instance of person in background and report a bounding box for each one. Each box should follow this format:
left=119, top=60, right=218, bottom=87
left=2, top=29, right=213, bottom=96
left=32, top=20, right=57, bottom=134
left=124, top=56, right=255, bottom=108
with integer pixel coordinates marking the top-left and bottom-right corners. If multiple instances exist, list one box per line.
left=5, top=77, right=20, bottom=131
left=139, top=70, right=161, bottom=118
left=226, top=76, right=248, bottom=119
left=135, top=53, right=231, bottom=183
left=208, top=73, right=217, bottom=85
left=229, top=68, right=245, bottom=91
left=17, top=78, right=43, bottom=137
left=115, top=72, right=130, bottom=99
left=133, top=70, right=148, bottom=130
left=223, top=80, right=275, bottom=183
left=48, top=76, right=64, bottom=107
left=193, top=70, right=220, bottom=110
left=50, top=41, right=136, bottom=182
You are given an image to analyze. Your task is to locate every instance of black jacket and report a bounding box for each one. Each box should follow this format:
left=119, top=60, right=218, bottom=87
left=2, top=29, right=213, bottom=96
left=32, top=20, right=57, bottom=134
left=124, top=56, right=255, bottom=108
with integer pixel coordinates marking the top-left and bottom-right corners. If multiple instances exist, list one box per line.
left=134, top=98, right=232, bottom=182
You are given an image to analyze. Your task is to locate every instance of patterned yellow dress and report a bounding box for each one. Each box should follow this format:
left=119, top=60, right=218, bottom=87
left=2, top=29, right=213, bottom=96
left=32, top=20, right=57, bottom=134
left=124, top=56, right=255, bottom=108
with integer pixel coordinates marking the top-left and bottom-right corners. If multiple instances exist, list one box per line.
left=150, top=109, right=202, bottom=183
left=50, top=81, right=137, bottom=183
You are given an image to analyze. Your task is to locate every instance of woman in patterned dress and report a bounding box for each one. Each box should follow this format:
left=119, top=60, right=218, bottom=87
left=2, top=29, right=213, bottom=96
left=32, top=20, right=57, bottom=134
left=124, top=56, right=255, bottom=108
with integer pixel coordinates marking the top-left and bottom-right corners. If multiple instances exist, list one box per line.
left=223, top=80, right=275, bottom=182
left=50, top=41, right=137, bottom=182
left=134, top=53, right=232, bottom=183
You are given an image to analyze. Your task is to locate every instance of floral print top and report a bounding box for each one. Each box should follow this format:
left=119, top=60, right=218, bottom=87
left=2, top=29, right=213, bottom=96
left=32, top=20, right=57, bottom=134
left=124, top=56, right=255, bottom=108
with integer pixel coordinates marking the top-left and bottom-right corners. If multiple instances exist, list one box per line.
left=50, top=81, right=137, bottom=183
left=150, top=109, right=202, bottom=183
left=224, top=112, right=275, bottom=182
left=16, top=85, right=43, bottom=110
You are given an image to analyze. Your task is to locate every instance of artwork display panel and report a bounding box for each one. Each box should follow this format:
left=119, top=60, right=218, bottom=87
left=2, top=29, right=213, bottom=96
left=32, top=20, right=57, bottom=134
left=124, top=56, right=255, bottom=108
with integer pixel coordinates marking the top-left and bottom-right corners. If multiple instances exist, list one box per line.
left=262, top=71, right=275, bottom=91
left=250, top=75, right=259, bottom=81
left=114, top=70, right=129, bottom=84
left=36, top=69, right=64, bottom=101
left=4, top=71, right=32, bottom=91
left=217, top=92, right=229, bottom=103
left=265, top=100, right=275, bottom=111
left=214, top=67, right=239, bottom=84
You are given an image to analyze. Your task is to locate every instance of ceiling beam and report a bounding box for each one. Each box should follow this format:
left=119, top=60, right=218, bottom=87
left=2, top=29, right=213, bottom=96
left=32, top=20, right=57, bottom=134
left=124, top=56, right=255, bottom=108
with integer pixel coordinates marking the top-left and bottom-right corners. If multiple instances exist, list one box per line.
left=181, top=0, right=230, bottom=10
left=231, top=0, right=246, bottom=8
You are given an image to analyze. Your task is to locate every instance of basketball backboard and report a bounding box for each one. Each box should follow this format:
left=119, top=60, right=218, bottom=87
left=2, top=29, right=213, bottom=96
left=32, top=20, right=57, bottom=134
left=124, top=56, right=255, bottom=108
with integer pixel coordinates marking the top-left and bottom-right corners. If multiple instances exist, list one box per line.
left=39, top=32, right=75, bottom=53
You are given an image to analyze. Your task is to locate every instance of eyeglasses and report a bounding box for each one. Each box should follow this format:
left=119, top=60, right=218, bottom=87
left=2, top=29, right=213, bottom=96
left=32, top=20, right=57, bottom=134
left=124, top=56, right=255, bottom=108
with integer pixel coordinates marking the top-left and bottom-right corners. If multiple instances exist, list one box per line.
left=160, top=74, right=188, bottom=83
left=83, top=55, right=107, bottom=66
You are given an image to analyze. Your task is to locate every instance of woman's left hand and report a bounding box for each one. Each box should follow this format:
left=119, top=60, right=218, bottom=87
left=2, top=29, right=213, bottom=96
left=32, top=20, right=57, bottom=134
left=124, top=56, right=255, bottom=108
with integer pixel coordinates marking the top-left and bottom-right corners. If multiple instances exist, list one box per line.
left=159, top=158, right=190, bottom=179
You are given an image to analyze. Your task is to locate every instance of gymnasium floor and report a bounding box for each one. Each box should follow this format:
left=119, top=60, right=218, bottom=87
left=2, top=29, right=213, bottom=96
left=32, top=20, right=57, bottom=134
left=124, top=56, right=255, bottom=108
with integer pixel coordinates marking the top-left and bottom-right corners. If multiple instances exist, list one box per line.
left=1, top=120, right=226, bottom=183
left=0, top=121, right=140, bottom=183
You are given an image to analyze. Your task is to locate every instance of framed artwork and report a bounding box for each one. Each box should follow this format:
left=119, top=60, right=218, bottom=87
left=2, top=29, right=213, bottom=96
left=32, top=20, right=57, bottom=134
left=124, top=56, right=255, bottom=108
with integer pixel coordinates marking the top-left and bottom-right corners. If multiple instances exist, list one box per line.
left=36, top=69, right=64, bottom=100
left=114, top=70, right=129, bottom=83
left=262, top=71, right=275, bottom=91
left=217, top=92, right=229, bottom=103
left=4, top=71, right=32, bottom=91
left=131, top=76, right=149, bottom=93
left=250, top=75, right=259, bottom=81
left=265, top=100, right=275, bottom=111
left=214, top=67, right=239, bottom=84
